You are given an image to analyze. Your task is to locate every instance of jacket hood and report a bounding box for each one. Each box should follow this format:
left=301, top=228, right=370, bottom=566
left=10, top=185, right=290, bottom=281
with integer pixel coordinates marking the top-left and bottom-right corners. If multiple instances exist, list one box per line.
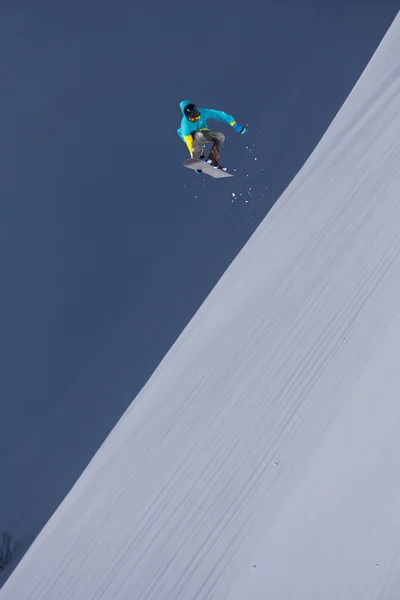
left=180, top=100, right=194, bottom=115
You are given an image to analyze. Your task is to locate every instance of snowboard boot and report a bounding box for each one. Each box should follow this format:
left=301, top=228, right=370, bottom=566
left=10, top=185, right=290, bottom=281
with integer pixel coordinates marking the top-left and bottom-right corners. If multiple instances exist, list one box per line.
left=206, top=158, right=227, bottom=171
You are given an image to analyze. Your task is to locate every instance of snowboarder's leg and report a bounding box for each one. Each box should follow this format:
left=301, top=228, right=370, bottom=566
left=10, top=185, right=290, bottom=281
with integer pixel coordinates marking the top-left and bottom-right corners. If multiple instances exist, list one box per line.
left=206, top=131, right=225, bottom=165
left=209, top=145, right=219, bottom=165
left=192, top=130, right=225, bottom=166
left=192, top=131, right=207, bottom=159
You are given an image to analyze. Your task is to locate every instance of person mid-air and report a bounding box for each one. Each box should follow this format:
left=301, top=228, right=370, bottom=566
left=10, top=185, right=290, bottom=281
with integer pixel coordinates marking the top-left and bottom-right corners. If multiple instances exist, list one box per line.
left=177, top=100, right=247, bottom=170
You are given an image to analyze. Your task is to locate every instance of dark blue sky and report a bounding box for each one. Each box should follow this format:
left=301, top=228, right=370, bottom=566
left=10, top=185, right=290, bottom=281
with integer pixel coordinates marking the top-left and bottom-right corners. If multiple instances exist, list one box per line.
left=1, top=0, right=398, bottom=583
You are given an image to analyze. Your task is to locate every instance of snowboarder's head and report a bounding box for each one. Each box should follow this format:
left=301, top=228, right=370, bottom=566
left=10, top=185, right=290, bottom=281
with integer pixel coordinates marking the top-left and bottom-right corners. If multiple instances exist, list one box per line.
left=184, top=103, right=200, bottom=122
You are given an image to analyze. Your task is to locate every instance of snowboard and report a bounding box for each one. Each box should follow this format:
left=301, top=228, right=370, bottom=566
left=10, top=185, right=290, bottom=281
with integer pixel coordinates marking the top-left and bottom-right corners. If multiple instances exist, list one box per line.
left=184, top=158, right=233, bottom=179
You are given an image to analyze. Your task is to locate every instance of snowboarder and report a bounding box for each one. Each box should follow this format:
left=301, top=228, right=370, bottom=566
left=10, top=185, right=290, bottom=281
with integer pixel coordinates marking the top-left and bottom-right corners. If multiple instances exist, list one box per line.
left=177, top=100, right=247, bottom=168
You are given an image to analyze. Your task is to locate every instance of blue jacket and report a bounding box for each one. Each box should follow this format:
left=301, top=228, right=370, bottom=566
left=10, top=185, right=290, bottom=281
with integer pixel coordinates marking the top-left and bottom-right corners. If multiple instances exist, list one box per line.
left=177, top=100, right=237, bottom=156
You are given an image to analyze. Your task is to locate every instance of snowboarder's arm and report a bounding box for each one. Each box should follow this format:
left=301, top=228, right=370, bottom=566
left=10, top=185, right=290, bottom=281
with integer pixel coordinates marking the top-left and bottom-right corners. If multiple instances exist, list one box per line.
left=231, top=121, right=248, bottom=134
left=202, top=108, right=236, bottom=125
left=183, top=134, right=194, bottom=156
left=202, top=108, right=247, bottom=134
left=177, top=127, right=194, bottom=156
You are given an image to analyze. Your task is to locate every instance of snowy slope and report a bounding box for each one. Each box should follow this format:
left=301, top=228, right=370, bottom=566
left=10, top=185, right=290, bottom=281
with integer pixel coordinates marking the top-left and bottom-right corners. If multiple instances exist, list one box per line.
left=2, top=13, right=400, bottom=600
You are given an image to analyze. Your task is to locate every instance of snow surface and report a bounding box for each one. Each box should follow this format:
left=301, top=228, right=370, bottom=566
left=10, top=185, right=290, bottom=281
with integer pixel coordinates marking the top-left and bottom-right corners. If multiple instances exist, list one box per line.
left=2, top=13, right=400, bottom=600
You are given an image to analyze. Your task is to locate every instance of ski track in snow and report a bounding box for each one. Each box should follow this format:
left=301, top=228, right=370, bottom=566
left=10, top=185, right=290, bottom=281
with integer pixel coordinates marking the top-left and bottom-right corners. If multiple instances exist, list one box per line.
left=2, top=13, right=400, bottom=600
